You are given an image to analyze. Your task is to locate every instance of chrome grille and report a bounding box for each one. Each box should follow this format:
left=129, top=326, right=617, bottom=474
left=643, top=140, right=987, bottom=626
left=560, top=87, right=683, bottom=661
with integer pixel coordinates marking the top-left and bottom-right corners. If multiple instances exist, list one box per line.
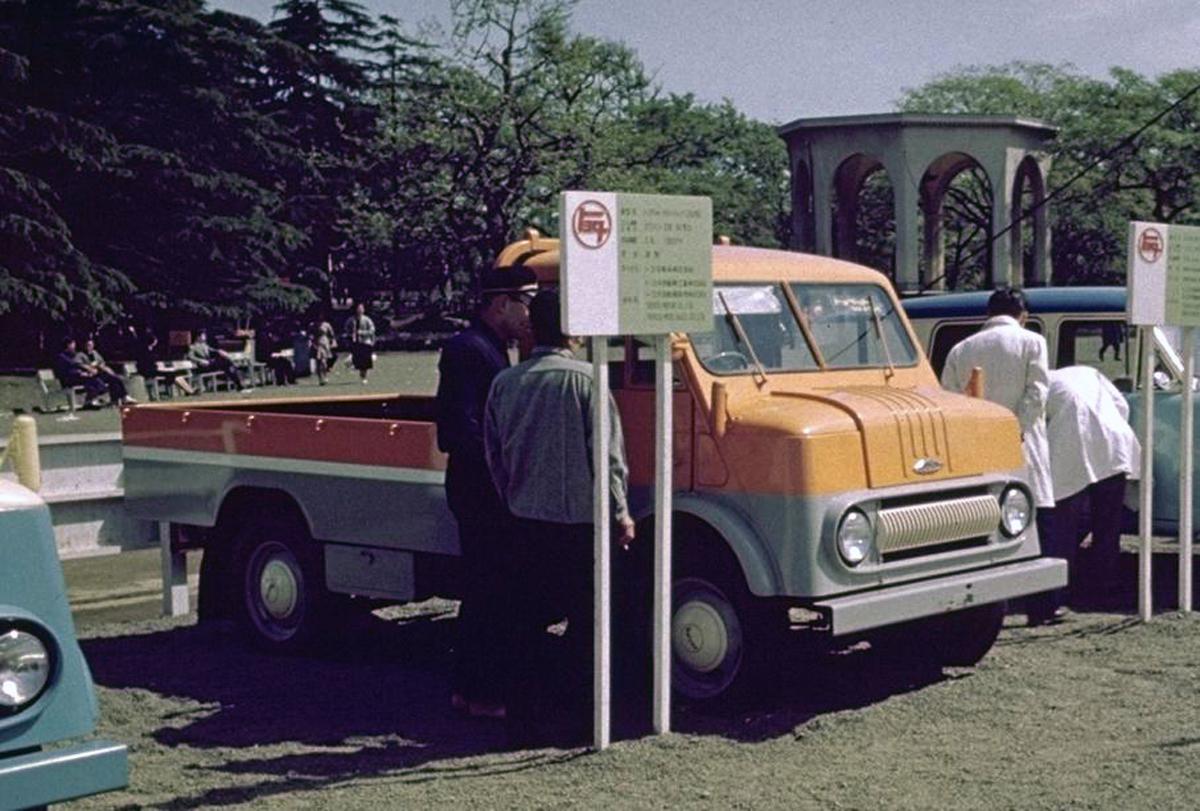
left=876, top=494, right=1000, bottom=554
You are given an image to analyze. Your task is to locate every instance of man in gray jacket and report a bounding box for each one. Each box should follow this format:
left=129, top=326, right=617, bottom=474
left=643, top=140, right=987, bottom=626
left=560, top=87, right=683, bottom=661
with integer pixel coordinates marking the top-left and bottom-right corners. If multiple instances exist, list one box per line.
left=484, top=289, right=634, bottom=741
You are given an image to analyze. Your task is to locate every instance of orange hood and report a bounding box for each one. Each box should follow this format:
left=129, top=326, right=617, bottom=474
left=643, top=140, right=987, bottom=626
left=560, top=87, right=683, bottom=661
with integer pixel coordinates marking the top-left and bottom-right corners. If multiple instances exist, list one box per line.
left=731, top=384, right=1023, bottom=491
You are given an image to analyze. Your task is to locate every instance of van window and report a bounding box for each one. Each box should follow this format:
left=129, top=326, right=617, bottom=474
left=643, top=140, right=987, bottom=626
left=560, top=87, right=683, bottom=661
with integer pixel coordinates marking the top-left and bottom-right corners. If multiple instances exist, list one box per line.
left=1056, top=320, right=1131, bottom=380
left=928, top=319, right=1044, bottom=378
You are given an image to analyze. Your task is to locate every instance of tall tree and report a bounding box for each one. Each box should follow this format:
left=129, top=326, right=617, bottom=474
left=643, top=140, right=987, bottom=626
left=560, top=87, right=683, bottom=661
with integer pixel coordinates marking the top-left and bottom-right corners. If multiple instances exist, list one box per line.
left=899, top=62, right=1200, bottom=286
left=0, top=0, right=321, bottom=352
left=263, top=0, right=379, bottom=298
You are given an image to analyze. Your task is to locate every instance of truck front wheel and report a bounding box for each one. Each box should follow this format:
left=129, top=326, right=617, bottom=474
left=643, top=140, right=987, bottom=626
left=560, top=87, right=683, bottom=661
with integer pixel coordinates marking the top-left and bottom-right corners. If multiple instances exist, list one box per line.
left=871, top=601, right=1006, bottom=670
left=671, top=576, right=746, bottom=701
left=232, top=515, right=332, bottom=652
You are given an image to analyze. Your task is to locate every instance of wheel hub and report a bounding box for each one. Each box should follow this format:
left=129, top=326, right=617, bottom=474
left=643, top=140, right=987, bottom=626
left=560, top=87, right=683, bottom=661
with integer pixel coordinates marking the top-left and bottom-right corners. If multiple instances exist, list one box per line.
left=259, top=557, right=299, bottom=620
left=672, top=598, right=729, bottom=673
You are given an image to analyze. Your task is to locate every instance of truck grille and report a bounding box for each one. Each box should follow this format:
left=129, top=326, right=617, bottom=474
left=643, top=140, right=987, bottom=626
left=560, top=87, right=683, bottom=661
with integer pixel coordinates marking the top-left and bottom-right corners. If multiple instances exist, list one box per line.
left=876, top=494, right=1000, bottom=556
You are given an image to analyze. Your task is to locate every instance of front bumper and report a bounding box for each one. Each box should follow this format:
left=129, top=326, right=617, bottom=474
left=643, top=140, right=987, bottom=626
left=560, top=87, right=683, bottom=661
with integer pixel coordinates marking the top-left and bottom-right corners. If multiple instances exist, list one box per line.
left=815, top=556, right=1067, bottom=636
left=0, top=739, right=128, bottom=811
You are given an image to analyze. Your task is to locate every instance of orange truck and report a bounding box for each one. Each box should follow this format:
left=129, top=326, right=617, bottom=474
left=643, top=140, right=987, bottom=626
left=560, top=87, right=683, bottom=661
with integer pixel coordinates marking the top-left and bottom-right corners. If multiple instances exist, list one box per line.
left=122, top=235, right=1066, bottom=702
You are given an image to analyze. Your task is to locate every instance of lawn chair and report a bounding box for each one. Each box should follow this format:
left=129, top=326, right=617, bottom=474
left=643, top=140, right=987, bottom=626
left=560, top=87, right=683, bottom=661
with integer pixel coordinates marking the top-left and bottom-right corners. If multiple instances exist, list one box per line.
left=36, top=369, right=85, bottom=415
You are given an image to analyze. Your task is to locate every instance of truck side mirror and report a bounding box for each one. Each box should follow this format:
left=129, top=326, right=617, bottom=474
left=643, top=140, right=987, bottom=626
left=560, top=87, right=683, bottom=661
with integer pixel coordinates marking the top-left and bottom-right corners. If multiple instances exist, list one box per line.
left=711, top=381, right=728, bottom=438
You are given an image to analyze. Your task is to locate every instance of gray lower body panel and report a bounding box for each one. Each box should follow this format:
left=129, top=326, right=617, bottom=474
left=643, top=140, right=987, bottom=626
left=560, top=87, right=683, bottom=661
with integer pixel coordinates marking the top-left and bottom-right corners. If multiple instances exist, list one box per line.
left=815, top=557, right=1067, bottom=636
left=0, top=739, right=128, bottom=811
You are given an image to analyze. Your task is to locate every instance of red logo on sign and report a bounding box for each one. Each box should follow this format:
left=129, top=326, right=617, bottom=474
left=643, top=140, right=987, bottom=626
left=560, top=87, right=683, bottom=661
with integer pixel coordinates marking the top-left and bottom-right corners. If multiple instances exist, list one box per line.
left=571, top=200, right=612, bottom=249
left=1138, top=227, right=1165, bottom=263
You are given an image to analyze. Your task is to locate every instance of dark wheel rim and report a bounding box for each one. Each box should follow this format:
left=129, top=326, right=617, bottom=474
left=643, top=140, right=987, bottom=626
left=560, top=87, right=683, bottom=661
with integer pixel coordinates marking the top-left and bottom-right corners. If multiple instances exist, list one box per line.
left=672, top=577, right=744, bottom=700
left=244, top=540, right=306, bottom=643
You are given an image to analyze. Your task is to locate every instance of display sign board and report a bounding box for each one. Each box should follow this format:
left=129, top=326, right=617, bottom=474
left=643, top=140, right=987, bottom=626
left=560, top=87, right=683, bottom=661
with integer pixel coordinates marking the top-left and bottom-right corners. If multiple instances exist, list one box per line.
left=561, top=191, right=712, bottom=336
left=1128, top=221, right=1200, bottom=326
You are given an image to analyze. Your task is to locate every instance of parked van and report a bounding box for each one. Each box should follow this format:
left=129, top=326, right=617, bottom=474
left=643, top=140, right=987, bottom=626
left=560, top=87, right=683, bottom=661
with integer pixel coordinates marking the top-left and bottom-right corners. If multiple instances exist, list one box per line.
left=0, top=480, right=127, bottom=810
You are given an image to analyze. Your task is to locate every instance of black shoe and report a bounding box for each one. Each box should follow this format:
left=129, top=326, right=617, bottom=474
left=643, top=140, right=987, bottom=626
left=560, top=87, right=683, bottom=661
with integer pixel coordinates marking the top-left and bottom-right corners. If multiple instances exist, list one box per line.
left=1028, top=606, right=1070, bottom=626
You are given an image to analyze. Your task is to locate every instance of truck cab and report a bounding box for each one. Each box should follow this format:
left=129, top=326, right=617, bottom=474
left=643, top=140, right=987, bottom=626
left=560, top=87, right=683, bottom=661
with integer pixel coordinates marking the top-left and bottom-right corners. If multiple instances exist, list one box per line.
left=0, top=480, right=127, bottom=810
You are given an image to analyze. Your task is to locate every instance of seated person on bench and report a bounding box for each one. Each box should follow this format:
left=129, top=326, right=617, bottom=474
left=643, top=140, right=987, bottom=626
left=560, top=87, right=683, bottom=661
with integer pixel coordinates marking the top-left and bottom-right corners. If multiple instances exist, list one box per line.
left=77, top=337, right=135, bottom=405
left=53, top=337, right=124, bottom=407
left=187, top=329, right=245, bottom=390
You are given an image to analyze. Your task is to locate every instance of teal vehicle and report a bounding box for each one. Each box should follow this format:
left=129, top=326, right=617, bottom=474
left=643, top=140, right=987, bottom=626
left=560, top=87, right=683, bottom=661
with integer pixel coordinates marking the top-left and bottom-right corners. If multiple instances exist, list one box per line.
left=904, top=286, right=1200, bottom=537
left=0, top=480, right=127, bottom=810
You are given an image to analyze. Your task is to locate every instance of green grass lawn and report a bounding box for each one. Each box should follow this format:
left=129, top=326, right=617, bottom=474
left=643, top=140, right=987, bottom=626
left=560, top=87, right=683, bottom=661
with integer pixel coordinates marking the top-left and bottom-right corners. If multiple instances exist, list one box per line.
left=0, top=351, right=441, bottom=439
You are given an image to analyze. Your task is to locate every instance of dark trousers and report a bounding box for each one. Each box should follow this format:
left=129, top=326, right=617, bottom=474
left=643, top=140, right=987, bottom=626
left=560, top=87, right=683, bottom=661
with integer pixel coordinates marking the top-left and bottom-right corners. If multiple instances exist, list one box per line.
left=1054, top=474, right=1127, bottom=607
left=1028, top=507, right=1063, bottom=619
left=63, top=373, right=121, bottom=403
left=508, top=520, right=593, bottom=737
left=197, top=356, right=243, bottom=389
left=95, top=370, right=127, bottom=402
left=450, top=509, right=513, bottom=704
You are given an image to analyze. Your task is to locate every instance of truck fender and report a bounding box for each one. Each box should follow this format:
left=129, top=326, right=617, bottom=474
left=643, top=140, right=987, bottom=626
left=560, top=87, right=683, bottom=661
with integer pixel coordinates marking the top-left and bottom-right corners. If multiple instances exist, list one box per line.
left=671, top=493, right=781, bottom=597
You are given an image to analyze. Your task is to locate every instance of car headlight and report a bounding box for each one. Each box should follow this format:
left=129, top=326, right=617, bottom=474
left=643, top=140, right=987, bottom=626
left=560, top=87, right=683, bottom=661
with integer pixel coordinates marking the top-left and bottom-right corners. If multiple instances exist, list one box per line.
left=999, top=486, right=1032, bottom=537
left=0, top=625, right=52, bottom=713
left=837, top=509, right=873, bottom=566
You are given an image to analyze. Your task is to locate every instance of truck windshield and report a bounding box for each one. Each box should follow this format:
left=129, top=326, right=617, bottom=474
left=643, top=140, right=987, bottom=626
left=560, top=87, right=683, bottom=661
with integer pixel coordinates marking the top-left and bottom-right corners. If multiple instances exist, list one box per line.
left=691, top=283, right=918, bottom=374
left=791, top=283, right=918, bottom=369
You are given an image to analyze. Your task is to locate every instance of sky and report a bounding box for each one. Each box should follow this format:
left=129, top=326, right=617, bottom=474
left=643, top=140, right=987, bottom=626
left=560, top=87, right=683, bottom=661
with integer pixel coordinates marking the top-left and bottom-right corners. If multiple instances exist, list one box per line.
left=211, top=0, right=1200, bottom=124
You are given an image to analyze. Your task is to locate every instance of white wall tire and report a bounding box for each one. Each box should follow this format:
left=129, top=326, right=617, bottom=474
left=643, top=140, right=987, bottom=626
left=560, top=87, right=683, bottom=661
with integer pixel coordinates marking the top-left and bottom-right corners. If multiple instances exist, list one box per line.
left=671, top=577, right=747, bottom=702
left=232, top=516, right=328, bottom=652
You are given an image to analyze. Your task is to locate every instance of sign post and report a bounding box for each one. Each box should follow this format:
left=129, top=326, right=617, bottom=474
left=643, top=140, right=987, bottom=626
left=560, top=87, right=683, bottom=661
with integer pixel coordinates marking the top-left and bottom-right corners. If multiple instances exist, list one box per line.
left=561, top=190, right=712, bottom=748
left=1127, top=221, right=1200, bottom=618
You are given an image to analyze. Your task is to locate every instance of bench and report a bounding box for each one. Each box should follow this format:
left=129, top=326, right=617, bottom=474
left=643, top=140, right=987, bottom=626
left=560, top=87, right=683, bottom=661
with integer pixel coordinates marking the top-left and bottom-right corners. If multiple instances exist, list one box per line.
left=36, top=369, right=86, bottom=414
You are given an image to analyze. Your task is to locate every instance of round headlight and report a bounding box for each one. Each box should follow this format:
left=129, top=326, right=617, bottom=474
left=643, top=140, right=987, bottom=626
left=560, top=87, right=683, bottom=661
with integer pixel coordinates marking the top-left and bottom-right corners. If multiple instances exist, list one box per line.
left=0, top=627, right=52, bottom=712
left=1000, top=487, right=1032, bottom=537
left=837, top=509, right=873, bottom=566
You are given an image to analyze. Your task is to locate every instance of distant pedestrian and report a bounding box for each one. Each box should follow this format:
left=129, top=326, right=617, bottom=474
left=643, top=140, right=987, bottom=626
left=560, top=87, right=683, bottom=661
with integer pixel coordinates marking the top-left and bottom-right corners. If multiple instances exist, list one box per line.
left=312, top=318, right=337, bottom=385
left=1046, top=365, right=1140, bottom=608
left=344, top=303, right=376, bottom=385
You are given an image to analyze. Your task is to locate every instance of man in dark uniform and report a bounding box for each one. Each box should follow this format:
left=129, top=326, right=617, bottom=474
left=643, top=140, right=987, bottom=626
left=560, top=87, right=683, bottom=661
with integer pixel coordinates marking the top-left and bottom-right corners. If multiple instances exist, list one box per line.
left=435, top=265, right=538, bottom=718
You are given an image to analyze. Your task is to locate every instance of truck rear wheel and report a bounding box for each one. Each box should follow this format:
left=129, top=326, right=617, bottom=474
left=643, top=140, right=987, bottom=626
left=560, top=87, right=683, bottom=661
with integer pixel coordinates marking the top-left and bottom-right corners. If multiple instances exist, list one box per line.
left=231, top=514, right=333, bottom=652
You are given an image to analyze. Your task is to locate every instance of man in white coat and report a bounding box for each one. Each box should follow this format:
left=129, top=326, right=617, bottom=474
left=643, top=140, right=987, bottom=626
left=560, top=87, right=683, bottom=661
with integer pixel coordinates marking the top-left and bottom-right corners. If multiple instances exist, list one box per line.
left=1046, top=365, right=1140, bottom=608
left=941, top=288, right=1059, bottom=624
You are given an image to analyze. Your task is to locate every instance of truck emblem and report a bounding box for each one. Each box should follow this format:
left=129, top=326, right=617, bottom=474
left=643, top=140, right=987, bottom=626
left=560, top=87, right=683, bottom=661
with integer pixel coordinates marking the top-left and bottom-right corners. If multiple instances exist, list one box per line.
left=913, top=457, right=942, bottom=475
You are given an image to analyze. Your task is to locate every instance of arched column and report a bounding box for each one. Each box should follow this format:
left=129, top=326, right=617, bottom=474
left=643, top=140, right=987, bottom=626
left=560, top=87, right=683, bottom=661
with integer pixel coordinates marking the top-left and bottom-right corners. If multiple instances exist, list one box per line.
left=790, top=158, right=815, bottom=252
left=984, top=153, right=1019, bottom=288
left=887, top=161, right=922, bottom=292
left=921, top=181, right=947, bottom=290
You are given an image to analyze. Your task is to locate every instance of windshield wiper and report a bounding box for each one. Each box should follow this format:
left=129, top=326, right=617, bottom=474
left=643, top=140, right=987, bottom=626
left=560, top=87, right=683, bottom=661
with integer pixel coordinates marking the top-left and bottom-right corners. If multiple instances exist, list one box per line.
left=717, top=291, right=769, bottom=386
left=869, top=296, right=896, bottom=380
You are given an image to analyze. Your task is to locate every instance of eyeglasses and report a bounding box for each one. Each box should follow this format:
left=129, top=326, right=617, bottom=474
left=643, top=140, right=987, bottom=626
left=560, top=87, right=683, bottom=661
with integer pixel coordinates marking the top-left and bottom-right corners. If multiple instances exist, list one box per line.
left=508, top=292, right=535, bottom=307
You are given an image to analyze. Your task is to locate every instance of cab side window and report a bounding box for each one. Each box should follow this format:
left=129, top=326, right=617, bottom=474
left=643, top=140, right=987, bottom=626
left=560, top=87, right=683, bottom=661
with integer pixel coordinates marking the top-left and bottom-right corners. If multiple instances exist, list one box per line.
left=928, top=319, right=1044, bottom=378
left=929, top=324, right=982, bottom=378
left=1056, top=320, right=1131, bottom=381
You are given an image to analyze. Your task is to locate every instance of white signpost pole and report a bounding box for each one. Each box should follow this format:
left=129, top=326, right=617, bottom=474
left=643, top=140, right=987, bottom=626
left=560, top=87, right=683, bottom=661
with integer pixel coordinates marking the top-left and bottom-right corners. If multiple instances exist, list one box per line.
left=653, top=334, right=672, bottom=734
left=562, top=190, right=711, bottom=749
left=1181, top=327, right=1194, bottom=613
left=1139, top=329, right=1155, bottom=622
left=591, top=335, right=612, bottom=751
left=1129, top=221, right=1200, bottom=617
